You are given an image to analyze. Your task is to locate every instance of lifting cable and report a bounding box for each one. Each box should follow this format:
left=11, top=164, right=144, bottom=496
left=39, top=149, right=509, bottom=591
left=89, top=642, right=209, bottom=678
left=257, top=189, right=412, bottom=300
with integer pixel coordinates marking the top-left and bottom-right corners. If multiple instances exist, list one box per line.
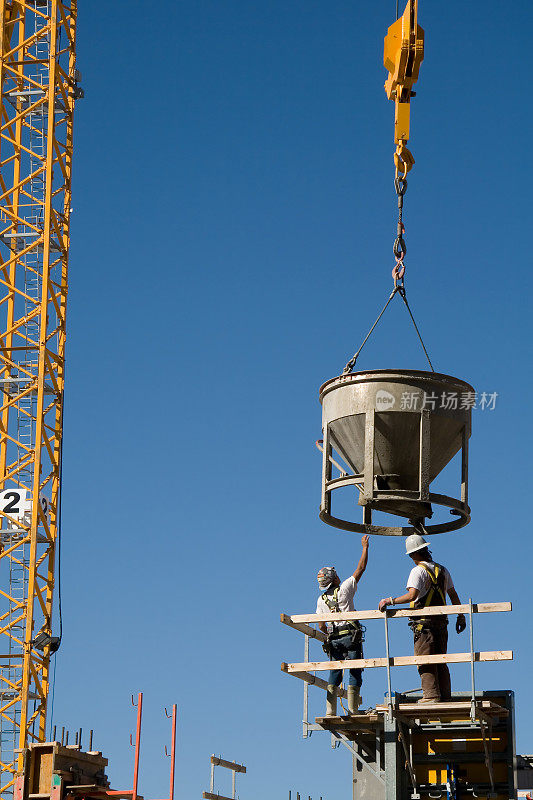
left=342, top=282, right=434, bottom=374
left=342, top=0, right=434, bottom=376
left=343, top=143, right=434, bottom=374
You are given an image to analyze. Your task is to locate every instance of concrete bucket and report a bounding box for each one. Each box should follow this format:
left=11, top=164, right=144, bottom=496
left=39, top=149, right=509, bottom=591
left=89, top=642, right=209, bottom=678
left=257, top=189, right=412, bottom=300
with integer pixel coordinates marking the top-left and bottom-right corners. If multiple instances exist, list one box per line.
left=319, top=370, right=474, bottom=535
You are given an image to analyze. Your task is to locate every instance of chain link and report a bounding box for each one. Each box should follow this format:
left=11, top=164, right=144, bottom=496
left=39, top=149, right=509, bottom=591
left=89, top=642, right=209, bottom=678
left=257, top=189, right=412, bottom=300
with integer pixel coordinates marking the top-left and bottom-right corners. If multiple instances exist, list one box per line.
left=392, top=173, right=407, bottom=285
left=340, top=130, right=438, bottom=374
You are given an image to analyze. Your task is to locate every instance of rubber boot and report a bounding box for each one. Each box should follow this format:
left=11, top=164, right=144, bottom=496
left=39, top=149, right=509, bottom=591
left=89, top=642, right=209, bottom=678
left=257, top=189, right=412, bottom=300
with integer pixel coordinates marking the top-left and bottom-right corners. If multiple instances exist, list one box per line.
left=347, top=686, right=362, bottom=714
left=326, top=685, right=337, bottom=716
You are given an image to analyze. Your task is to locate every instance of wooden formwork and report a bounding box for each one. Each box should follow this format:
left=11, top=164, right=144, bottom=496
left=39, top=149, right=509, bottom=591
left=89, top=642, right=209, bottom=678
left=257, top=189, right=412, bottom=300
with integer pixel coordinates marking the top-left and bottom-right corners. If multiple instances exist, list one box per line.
left=14, top=742, right=112, bottom=800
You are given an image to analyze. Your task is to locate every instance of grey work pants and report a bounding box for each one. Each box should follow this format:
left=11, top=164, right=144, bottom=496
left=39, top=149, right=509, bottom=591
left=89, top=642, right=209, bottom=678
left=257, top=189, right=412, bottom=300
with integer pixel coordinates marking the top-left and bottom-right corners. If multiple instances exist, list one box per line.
left=413, top=625, right=451, bottom=700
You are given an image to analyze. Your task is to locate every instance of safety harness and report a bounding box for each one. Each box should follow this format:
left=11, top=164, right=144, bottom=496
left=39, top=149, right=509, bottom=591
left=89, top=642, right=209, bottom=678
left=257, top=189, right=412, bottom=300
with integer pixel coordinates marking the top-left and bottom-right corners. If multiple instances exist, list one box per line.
left=322, top=587, right=363, bottom=639
left=409, top=562, right=447, bottom=633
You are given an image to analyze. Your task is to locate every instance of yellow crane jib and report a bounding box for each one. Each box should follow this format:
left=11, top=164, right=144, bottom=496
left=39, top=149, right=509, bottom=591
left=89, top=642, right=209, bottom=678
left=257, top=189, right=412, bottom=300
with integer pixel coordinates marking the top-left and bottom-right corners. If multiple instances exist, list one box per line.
left=383, top=0, right=424, bottom=174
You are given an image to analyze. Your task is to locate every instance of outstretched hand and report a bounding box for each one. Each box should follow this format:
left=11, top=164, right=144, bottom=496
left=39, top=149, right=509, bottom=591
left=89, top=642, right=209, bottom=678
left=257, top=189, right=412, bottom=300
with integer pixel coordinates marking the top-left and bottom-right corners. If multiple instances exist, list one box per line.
left=378, top=597, right=390, bottom=612
left=456, top=613, right=466, bottom=634
left=361, top=534, right=369, bottom=548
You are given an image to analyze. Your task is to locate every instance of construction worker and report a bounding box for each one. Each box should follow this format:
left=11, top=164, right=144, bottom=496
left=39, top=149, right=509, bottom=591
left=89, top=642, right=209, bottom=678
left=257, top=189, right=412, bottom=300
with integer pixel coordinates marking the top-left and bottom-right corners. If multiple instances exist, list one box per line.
left=316, top=535, right=369, bottom=716
left=378, top=533, right=467, bottom=703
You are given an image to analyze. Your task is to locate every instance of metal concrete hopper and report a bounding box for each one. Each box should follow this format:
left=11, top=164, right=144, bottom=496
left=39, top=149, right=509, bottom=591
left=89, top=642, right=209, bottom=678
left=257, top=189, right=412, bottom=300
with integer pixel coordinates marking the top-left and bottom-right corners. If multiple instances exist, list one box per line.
left=319, top=369, right=474, bottom=535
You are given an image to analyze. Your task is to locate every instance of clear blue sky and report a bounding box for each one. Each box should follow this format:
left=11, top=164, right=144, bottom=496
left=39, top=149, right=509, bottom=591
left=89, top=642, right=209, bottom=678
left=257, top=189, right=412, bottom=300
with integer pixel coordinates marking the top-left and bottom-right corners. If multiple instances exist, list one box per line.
left=51, top=1, right=532, bottom=798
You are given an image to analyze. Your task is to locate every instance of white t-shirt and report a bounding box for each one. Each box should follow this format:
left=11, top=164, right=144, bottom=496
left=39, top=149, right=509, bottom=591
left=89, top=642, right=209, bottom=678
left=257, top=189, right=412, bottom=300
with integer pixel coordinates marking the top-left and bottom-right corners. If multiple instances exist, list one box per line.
left=316, top=576, right=357, bottom=634
left=406, top=562, right=454, bottom=602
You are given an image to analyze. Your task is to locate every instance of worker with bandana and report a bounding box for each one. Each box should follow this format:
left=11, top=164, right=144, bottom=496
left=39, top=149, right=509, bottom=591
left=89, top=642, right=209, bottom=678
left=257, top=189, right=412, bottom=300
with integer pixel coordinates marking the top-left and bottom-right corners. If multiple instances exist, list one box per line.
left=316, top=535, right=369, bottom=716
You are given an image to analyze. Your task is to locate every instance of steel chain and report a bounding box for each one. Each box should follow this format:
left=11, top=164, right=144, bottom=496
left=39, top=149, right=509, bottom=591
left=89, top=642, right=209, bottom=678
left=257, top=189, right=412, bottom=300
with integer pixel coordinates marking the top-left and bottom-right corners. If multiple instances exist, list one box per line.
left=392, top=173, right=407, bottom=284
left=341, top=141, right=436, bottom=374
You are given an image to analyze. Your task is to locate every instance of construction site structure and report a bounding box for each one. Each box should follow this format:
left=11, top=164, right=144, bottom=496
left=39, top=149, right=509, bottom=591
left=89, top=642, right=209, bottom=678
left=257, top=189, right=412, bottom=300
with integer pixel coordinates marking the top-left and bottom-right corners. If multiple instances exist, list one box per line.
left=517, top=756, right=533, bottom=798
left=14, top=741, right=111, bottom=800
left=0, top=1, right=80, bottom=794
left=12, top=694, right=178, bottom=800
left=318, top=690, right=516, bottom=800
left=203, top=756, right=247, bottom=800
left=280, top=603, right=522, bottom=799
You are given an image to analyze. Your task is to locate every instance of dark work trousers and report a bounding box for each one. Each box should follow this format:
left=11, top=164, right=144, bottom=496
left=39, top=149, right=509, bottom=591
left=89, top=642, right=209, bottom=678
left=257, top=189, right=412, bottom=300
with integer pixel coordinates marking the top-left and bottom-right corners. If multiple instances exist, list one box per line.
left=413, top=624, right=451, bottom=700
left=328, top=634, right=363, bottom=688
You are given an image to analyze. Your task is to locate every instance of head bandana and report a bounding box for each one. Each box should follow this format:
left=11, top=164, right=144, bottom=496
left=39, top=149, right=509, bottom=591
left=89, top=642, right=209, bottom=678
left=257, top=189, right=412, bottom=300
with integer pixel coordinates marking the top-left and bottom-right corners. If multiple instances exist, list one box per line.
left=317, top=566, right=338, bottom=591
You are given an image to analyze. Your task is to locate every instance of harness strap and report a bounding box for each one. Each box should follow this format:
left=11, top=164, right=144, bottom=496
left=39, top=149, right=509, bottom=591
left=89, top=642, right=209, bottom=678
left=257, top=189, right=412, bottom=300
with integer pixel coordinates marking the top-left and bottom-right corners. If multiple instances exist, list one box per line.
left=322, top=587, right=361, bottom=636
left=409, top=562, right=447, bottom=632
left=322, top=587, right=340, bottom=612
left=419, top=562, right=446, bottom=607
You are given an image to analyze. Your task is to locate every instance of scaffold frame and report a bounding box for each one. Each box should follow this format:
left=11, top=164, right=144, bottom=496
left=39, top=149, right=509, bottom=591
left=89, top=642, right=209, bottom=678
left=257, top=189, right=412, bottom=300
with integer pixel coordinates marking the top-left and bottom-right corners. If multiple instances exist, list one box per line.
left=280, top=602, right=515, bottom=799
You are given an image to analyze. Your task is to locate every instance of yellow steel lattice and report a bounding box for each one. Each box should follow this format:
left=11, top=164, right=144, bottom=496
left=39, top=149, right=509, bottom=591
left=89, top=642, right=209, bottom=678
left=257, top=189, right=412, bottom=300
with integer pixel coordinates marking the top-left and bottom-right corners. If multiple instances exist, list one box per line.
left=0, top=1, right=78, bottom=794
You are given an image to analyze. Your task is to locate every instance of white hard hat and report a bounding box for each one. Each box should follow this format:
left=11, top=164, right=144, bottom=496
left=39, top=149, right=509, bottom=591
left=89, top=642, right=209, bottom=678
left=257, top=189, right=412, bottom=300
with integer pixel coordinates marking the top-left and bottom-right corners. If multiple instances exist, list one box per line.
left=317, top=566, right=338, bottom=591
left=405, top=533, right=429, bottom=555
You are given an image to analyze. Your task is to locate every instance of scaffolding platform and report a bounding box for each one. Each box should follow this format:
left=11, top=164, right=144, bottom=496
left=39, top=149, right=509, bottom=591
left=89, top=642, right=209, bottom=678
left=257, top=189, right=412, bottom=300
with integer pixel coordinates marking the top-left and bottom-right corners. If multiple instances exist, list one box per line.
left=281, top=602, right=516, bottom=798
left=315, top=699, right=508, bottom=740
left=316, top=713, right=381, bottom=737
left=374, top=699, right=509, bottom=720
left=313, top=692, right=517, bottom=800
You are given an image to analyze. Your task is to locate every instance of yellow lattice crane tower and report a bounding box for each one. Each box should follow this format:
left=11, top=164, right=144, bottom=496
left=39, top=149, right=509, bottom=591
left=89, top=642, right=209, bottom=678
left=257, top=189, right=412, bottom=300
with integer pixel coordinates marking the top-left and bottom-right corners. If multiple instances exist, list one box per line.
left=0, top=1, right=80, bottom=795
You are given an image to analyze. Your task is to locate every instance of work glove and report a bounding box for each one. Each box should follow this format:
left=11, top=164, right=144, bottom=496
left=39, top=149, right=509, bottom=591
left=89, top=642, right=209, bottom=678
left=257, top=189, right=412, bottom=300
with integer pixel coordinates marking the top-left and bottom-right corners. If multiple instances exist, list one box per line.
left=456, top=613, right=466, bottom=634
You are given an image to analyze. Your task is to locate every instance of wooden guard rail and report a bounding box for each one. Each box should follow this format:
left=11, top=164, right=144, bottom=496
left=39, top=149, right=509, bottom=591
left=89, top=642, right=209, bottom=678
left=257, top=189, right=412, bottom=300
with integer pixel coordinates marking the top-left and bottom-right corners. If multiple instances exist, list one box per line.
left=280, top=602, right=512, bottom=687
left=210, top=757, right=246, bottom=773
left=204, top=754, right=246, bottom=800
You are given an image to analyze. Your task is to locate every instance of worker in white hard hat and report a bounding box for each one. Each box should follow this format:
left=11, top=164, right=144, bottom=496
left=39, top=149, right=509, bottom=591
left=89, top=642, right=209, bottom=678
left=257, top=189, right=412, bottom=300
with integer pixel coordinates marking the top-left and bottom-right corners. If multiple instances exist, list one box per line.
left=316, top=535, right=370, bottom=716
left=378, top=532, right=466, bottom=703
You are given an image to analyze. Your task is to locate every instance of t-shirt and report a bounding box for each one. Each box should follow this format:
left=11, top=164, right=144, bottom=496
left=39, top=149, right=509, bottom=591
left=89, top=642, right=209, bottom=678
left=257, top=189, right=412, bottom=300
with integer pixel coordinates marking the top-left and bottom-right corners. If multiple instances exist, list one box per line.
left=406, top=562, right=454, bottom=602
left=316, top=576, right=357, bottom=634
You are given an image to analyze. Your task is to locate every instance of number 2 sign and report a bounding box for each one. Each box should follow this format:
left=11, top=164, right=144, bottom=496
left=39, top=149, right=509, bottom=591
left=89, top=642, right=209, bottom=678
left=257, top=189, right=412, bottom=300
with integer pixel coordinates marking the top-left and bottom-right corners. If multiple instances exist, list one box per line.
left=0, top=489, right=27, bottom=521
left=0, top=490, right=51, bottom=526
left=39, top=494, right=51, bottom=524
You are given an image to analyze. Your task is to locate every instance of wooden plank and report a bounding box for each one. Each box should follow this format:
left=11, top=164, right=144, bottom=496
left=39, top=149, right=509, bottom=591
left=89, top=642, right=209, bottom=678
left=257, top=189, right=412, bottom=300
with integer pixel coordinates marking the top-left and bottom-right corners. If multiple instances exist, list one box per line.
left=374, top=700, right=508, bottom=717
left=288, top=602, right=511, bottom=625
left=280, top=663, right=347, bottom=698
left=210, top=756, right=246, bottom=773
left=316, top=714, right=380, bottom=726
left=285, top=650, right=513, bottom=672
left=203, top=794, right=236, bottom=800
left=280, top=613, right=326, bottom=642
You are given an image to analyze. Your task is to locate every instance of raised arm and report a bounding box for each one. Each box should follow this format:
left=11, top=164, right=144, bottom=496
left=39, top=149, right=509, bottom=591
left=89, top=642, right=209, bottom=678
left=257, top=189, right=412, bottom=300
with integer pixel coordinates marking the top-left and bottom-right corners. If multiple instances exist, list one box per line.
left=353, top=535, right=370, bottom=583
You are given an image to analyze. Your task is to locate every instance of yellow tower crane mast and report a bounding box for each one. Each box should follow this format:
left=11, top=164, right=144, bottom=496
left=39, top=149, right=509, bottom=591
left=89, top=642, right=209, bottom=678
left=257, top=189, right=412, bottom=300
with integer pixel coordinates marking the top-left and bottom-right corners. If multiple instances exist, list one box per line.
left=0, top=1, right=79, bottom=795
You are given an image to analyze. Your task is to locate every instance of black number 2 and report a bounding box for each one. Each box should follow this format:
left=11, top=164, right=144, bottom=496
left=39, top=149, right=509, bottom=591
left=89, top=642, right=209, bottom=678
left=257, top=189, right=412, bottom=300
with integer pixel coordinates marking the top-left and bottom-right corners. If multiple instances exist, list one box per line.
left=3, top=492, right=20, bottom=515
